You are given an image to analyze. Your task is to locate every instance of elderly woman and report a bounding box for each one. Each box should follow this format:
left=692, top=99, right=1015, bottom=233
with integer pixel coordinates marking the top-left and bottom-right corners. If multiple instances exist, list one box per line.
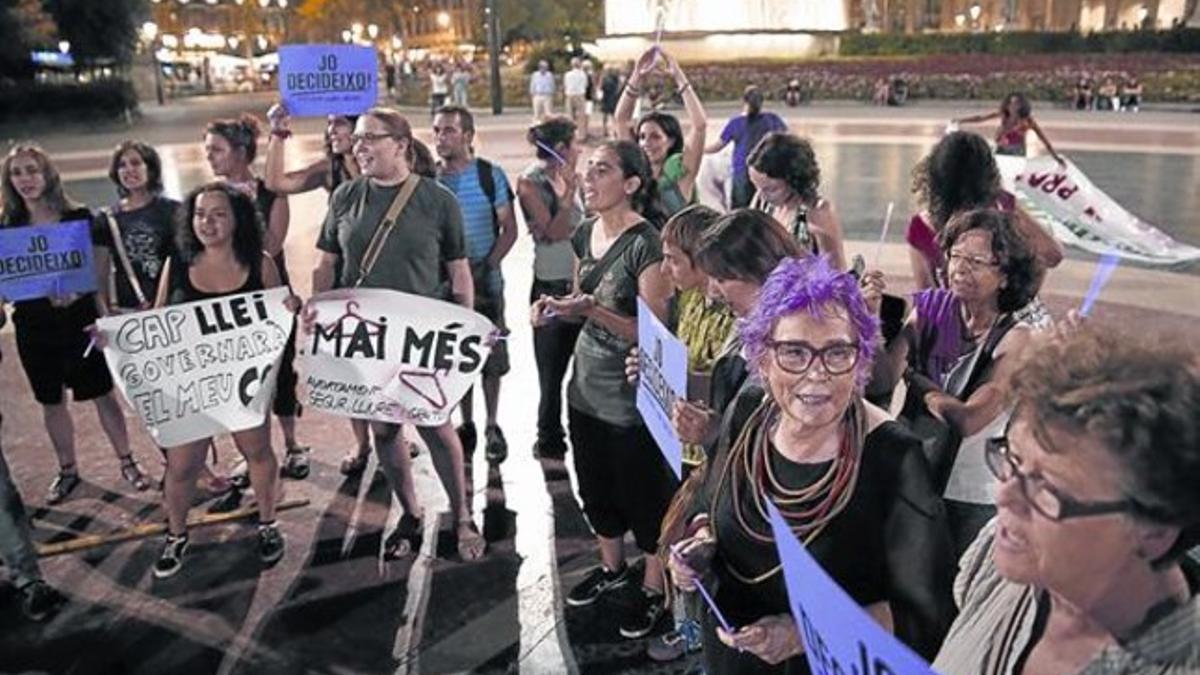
left=884, top=208, right=1040, bottom=557
left=934, top=326, right=1200, bottom=674
left=670, top=256, right=955, bottom=673
left=747, top=133, right=846, bottom=270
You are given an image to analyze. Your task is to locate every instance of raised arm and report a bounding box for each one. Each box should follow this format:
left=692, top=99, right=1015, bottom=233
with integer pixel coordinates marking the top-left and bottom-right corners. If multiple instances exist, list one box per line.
left=953, top=110, right=1001, bottom=125
left=614, top=47, right=659, bottom=142
left=1027, top=116, right=1065, bottom=165
left=663, top=51, right=707, bottom=200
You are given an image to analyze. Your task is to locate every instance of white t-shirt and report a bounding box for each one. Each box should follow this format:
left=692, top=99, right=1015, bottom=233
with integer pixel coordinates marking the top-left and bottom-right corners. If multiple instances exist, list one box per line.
left=563, top=68, right=588, bottom=97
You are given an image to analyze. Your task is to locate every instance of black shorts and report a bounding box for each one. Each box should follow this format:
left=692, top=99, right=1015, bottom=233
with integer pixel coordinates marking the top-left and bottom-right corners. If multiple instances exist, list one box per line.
left=569, top=407, right=679, bottom=553
left=272, top=251, right=301, bottom=418
left=471, top=262, right=509, bottom=378
left=13, top=298, right=114, bottom=405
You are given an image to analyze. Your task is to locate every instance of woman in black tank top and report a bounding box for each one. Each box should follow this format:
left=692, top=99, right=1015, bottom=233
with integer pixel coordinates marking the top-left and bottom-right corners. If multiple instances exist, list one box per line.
left=148, top=183, right=293, bottom=579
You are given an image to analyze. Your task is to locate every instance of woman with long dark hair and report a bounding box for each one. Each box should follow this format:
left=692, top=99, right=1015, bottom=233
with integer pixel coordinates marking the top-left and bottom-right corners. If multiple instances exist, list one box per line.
left=204, top=115, right=307, bottom=479
left=149, top=182, right=293, bottom=578
left=747, top=133, right=846, bottom=270
left=531, top=140, right=676, bottom=639
left=953, top=92, right=1064, bottom=162
left=614, top=46, right=707, bottom=221
left=705, top=86, right=787, bottom=209
left=0, top=143, right=149, bottom=503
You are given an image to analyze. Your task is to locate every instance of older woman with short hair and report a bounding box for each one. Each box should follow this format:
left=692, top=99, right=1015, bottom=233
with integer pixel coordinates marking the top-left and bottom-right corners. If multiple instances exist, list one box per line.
left=934, top=326, right=1200, bottom=674
left=670, top=255, right=955, bottom=673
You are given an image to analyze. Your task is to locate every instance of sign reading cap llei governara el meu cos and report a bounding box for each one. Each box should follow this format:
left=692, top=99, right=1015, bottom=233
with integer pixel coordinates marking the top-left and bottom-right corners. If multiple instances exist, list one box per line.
left=279, top=44, right=378, bottom=117
left=96, top=288, right=294, bottom=448
left=0, top=220, right=97, bottom=302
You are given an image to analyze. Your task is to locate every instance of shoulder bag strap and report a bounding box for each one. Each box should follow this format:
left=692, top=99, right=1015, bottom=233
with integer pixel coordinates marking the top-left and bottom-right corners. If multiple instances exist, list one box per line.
left=578, top=223, right=643, bottom=295
left=354, top=175, right=421, bottom=288
left=102, top=206, right=148, bottom=308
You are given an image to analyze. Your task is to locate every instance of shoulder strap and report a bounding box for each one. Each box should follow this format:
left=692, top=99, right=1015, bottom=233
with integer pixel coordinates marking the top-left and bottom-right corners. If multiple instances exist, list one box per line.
left=947, top=313, right=1017, bottom=400
left=101, top=206, right=148, bottom=308
left=354, top=176, right=421, bottom=288
left=578, top=223, right=645, bottom=295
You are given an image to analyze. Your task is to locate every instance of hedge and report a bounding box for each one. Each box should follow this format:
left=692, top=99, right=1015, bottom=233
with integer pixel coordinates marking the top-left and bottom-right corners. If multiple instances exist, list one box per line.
left=841, top=28, right=1200, bottom=56
left=0, top=80, right=139, bottom=125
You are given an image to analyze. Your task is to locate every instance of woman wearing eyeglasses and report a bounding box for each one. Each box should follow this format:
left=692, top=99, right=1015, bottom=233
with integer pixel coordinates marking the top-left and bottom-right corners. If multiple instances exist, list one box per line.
left=669, top=255, right=955, bottom=672
left=934, top=326, right=1200, bottom=675
left=880, top=208, right=1039, bottom=557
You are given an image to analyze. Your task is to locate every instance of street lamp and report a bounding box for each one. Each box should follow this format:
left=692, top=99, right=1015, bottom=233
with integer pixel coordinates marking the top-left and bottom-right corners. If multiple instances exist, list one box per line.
left=141, top=21, right=159, bottom=42
left=1135, top=5, right=1149, bottom=28
left=367, top=23, right=379, bottom=39
left=342, top=30, right=352, bottom=43
left=954, top=13, right=966, bottom=29
left=436, top=11, right=451, bottom=29
left=58, top=40, right=70, bottom=54
left=969, top=3, right=982, bottom=23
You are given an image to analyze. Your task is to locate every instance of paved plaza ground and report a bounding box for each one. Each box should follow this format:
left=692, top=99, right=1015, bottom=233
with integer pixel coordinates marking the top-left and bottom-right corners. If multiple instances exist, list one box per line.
left=1, top=93, right=1198, bottom=674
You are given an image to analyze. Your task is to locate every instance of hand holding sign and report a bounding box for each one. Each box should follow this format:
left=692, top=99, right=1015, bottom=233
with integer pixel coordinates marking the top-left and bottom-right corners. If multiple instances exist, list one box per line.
left=718, top=614, right=805, bottom=666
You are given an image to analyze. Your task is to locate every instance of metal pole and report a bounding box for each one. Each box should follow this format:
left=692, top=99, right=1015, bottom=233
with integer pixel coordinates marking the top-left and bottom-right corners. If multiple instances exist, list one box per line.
left=486, top=0, right=503, bottom=114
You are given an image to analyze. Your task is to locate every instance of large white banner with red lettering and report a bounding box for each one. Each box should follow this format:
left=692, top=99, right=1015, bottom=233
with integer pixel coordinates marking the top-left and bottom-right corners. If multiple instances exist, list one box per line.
left=298, top=288, right=497, bottom=427
left=96, top=288, right=293, bottom=447
left=997, top=155, right=1200, bottom=265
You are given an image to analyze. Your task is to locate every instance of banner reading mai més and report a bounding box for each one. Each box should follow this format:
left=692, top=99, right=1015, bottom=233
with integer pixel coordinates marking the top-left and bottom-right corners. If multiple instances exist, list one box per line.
left=299, top=288, right=496, bottom=427
left=0, top=220, right=97, bottom=301
left=96, top=287, right=293, bottom=447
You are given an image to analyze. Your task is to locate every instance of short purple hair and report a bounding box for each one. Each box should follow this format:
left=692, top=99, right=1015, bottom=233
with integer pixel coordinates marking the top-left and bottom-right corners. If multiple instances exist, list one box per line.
left=740, top=256, right=881, bottom=390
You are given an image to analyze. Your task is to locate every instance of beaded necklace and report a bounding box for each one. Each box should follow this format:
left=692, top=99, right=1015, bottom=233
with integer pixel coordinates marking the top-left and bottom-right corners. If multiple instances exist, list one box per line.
left=712, top=397, right=864, bottom=585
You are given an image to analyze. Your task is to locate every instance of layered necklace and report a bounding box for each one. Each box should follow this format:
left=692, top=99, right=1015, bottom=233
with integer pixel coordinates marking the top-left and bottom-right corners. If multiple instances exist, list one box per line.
left=713, top=397, right=864, bottom=584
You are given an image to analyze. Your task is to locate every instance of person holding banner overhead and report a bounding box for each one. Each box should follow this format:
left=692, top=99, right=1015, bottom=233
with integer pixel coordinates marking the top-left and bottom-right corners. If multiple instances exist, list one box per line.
left=748, top=133, right=847, bottom=271
left=952, top=92, right=1065, bottom=164
left=935, top=326, right=1200, bottom=675
left=148, top=182, right=292, bottom=578
left=309, top=106, right=484, bottom=561
left=204, top=115, right=310, bottom=482
left=615, top=45, right=708, bottom=221
left=669, top=255, right=955, bottom=672
left=0, top=143, right=149, bottom=504
left=530, top=140, right=677, bottom=639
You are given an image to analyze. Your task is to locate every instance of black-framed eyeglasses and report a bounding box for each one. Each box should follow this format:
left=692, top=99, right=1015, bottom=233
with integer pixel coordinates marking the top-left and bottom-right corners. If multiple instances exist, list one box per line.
left=947, top=251, right=999, bottom=270
left=765, top=340, right=859, bottom=376
left=984, top=436, right=1140, bottom=521
left=351, top=132, right=398, bottom=145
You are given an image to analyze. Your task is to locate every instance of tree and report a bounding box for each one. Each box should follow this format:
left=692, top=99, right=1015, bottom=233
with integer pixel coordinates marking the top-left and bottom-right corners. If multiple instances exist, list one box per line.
left=498, top=0, right=601, bottom=46
left=42, top=0, right=140, bottom=67
left=0, top=0, right=57, bottom=80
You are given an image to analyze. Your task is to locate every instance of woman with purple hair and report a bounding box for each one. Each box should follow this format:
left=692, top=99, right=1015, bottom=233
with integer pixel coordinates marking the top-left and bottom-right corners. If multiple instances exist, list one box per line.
left=669, top=255, right=955, bottom=673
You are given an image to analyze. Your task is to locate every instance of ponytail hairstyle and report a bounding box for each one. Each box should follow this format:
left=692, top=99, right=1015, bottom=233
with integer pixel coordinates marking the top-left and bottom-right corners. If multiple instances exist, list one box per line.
left=604, top=139, right=666, bottom=227
left=528, top=116, right=576, bottom=162
left=743, top=85, right=764, bottom=118
left=205, top=114, right=262, bottom=163
left=360, top=106, right=436, bottom=178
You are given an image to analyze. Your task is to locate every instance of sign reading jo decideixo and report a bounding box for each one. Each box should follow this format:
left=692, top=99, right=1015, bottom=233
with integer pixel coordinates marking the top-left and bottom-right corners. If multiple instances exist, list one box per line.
left=96, top=288, right=293, bottom=447
left=299, top=288, right=496, bottom=427
left=0, top=220, right=97, bottom=302
left=768, top=502, right=939, bottom=675
left=279, top=44, right=378, bottom=117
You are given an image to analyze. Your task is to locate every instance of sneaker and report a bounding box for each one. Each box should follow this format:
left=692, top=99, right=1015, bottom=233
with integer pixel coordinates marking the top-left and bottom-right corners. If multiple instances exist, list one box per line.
left=484, top=425, right=508, bottom=465
left=19, top=581, right=65, bottom=622
left=258, top=523, right=285, bottom=567
left=619, top=587, right=668, bottom=639
left=647, top=620, right=703, bottom=661
left=456, top=423, right=477, bottom=456
left=46, top=471, right=81, bottom=505
left=153, top=533, right=189, bottom=579
left=281, top=446, right=311, bottom=480
left=565, top=563, right=631, bottom=607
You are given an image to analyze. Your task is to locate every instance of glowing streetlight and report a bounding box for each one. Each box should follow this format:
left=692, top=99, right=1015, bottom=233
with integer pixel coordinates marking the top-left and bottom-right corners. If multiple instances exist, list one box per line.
left=969, top=4, right=982, bottom=22
left=436, top=11, right=451, bottom=29
left=258, top=0, right=270, bottom=7
left=342, top=30, right=352, bottom=43
left=954, top=13, right=966, bottom=28
left=351, top=22, right=364, bottom=37
left=367, top=23, right=379, bottom=39
left=392, top=35, right=403, bottom=50
left=58, top=40, right=70, bottom=54
left=227, top=36, right=240, bottom=49
left=141, top=21, right=160, bottom=42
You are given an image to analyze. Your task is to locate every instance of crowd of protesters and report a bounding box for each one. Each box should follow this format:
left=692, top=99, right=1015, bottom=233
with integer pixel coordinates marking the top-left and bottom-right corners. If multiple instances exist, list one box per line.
left=2, top=41, right=1198, bottom=675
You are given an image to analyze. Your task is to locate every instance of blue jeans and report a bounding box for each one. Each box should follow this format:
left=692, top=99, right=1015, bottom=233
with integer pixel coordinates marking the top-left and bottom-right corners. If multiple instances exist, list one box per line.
left=0, top=425, right=42, bottom=590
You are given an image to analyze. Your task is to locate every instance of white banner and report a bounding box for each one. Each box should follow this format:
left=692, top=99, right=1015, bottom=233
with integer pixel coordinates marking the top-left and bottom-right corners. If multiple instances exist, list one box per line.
left=298, top=288, right=496, bottom=427
left=97, top=287, right=293, bottom=447
left=997, top=155, right=1200, bottom=265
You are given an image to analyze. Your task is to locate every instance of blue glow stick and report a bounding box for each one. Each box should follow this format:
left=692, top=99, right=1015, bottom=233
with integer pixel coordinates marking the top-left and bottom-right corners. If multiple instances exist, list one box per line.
left=533, top=140, right=567, bottom=166
left=1080, top=251, right=1121, bottom=317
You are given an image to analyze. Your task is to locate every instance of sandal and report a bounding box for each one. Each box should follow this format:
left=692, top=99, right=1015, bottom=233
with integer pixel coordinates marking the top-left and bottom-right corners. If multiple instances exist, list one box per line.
left=119, top=457, right=152, bottom=492
left=229, top=459, right=250, bottom=490
left=383, top=514, right=423, bottom=559
left=281, top=446, right=311, bottom=480
left=456, top=519, right=486, bottom=561
left=46, top=468, right=81, bottom=505
left=339, top=449, right=370, bottom=476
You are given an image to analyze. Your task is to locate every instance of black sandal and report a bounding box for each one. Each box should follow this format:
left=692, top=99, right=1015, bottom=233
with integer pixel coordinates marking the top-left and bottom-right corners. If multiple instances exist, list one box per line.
left=383, top=514, right=423, bottom=559
left=46, top=467, right=81, bottom=505
left=119, top=457, right=152, bottom=492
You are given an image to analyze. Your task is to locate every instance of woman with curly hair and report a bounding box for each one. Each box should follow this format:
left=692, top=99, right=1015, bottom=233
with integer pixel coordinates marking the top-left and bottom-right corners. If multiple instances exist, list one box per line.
left=953, top=92, right=1064, bottom=162
left=907, top=131, right=1063, bottom=304
left=884, top=208, right=1042, bottom=555
left=747, top=132, right=846, bottom=270
left=669, top=255, right=954, bottom=672
left=935, top=326, right=1200, bottom=674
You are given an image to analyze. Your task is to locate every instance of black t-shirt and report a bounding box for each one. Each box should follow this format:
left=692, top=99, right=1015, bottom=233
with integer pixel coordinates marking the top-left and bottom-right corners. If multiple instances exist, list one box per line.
left=93, top=196, right=180, bottom=308
left=697, top=388, right=957, bottom=671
